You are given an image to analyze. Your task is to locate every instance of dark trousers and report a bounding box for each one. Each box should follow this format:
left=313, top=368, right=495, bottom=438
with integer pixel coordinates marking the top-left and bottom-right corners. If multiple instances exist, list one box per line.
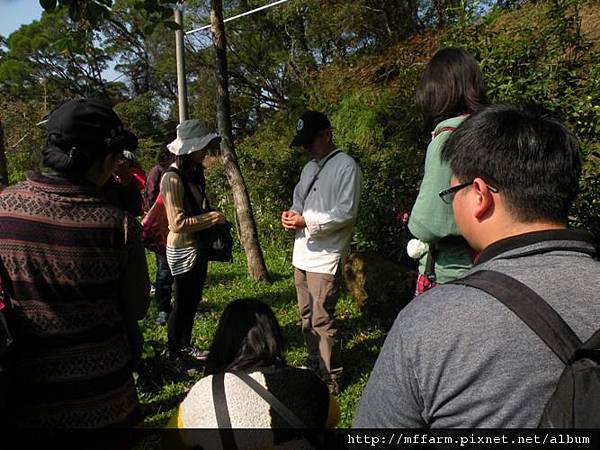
left=155, top=252, right=174, bottom=313
left=167, top=258, right=208, bottom=358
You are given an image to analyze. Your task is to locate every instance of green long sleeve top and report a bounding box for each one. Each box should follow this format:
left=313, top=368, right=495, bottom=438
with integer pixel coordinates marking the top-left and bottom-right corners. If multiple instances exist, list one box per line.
left=408, top=116, right=473, bottom=283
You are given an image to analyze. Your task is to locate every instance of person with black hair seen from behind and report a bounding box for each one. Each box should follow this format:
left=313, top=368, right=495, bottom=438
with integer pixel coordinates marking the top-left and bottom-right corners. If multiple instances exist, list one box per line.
left=168, top=298, right=339, bottom=448
left=121, top=150, right=147, bottom=192
left=161, top=119, right=227, bottom=374
left=408, top=48, right=488, bottom=295
left=355, top=104, right=600, bottom=428
left=102, top=139, right=145, bottom=218
left=144, top=145, right=175, bottom=326
left=282, top=110, right=361, bottom=396
left=0, top=98, right=150, bottom=429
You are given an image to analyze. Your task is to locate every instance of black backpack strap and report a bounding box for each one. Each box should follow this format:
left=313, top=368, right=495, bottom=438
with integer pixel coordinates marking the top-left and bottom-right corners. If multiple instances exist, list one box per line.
left=580, top=328, right=600, bottom=351
left=451, top=270, right=582, bottom=364
left=212, top=372, right=238, bottom=450
left=164, top=166, right=205, bottom=215
left=230, top=370, right=307, bottom=429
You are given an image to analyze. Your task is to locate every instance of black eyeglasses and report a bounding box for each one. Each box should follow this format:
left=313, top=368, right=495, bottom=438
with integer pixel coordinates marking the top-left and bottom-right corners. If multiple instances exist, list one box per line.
left=439, top=181, right=499, bottom=204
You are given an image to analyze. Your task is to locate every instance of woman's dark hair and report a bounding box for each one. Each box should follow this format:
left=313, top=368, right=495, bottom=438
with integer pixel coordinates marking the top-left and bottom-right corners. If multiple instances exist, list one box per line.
left=415, top=48, right=488, bottom=124
left=205, top=299, right=286, bottom=375
left=441, top=104, right=582, bottom=224
left=158, top=147, right=174, bottom=168
left=159, top=129, right=176, bottom=168
left=174, top=154, right=206, bottom=192
left=175, top=154, right=199, bottom=179
left=42, top=135, right=123, bottom=179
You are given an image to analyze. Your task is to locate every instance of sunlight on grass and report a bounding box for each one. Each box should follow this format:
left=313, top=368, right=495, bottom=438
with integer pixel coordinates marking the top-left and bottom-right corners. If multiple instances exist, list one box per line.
left=137, top=245, right=390, bottom=430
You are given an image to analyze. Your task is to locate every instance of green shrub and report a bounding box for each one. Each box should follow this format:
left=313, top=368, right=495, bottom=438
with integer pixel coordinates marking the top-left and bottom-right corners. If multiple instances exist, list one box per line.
left=443, top=0, right=600, bottom=244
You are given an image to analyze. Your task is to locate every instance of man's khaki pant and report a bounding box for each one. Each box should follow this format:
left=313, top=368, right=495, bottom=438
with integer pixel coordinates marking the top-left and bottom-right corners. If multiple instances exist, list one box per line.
left=294, top=267, right=342, bottom=382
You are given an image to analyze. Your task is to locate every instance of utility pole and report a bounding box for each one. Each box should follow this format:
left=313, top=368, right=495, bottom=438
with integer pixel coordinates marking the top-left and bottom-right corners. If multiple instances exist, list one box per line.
left=174, top=4, right=188, bottom=123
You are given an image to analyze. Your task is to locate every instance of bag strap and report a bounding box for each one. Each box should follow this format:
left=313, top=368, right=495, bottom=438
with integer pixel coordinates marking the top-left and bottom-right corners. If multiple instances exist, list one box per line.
left=432, top=126, right=457, bottom=139
left=424, top=245, right=437, bottom=283
left=165, top=166, right=207, bottom=215
left=451, top=270, right=582, bottom=364
left=302, top=150, right=342, bottom=204
left=212, top=372, right=238, bottom=450
left=230, top=370, right=308, bottom=429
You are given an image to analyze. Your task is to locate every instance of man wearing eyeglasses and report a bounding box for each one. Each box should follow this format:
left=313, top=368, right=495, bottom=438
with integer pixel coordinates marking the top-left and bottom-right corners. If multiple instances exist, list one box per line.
left=355, top=104, right=600, bottom=427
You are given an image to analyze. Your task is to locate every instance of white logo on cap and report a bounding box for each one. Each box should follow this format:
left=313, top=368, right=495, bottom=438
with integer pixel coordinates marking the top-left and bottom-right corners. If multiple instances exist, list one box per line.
left=297, top=119, right=304, bottom=131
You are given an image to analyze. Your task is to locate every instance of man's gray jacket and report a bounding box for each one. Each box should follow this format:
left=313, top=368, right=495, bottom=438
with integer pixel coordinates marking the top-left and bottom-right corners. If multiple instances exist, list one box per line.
left=354, top=229, right=600, bottom=428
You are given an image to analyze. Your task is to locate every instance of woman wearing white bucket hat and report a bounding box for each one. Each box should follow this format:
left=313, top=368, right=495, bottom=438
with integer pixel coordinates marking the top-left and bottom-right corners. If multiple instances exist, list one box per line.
left=160, top=119, right=227, bottom=373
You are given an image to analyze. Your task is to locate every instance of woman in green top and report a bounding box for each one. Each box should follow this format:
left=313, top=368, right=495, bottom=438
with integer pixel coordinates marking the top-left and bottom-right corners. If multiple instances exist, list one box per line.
left=408, top=48, right=488, bottom=294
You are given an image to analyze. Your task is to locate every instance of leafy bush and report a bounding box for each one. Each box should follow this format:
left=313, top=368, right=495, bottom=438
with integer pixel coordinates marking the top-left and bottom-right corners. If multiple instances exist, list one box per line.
left=443, top=0, right=600, bottom=245
left=0, top=97, right=46, bottom=184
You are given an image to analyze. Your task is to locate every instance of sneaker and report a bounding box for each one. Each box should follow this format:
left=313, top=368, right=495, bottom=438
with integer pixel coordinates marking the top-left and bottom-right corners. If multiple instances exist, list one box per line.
left=155, top=311, right=168, bottom=326
left=182, top=347, right=210, bottom=361
left=168, top=357, right=200, bottom=376
left=300, top=358, right=321, bottom=376
left=327, top=378, right=342, bottom=396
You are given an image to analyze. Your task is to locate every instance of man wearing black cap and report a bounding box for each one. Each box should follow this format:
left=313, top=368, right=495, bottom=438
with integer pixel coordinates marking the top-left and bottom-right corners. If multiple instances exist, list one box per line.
left=282, top=110, right=361, bottom=395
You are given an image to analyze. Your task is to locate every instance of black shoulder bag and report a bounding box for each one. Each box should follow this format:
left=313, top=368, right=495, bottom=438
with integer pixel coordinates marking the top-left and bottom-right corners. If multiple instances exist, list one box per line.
left=166, top=167, right=234, bottom=263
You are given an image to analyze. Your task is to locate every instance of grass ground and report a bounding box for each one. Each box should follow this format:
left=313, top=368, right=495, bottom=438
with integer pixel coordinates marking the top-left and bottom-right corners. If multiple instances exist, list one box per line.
left=135, top=243, right=391, bottom=432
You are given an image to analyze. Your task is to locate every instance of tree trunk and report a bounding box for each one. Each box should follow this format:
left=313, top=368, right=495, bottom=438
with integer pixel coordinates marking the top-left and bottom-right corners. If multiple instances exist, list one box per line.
left=210, top=0, right=271, bottom=282
left=0, top=120, right=8, bottom=187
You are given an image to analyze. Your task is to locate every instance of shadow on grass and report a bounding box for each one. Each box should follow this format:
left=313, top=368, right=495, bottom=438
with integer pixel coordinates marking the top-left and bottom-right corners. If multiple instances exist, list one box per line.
left=340, top=326, right=388, bottom=387
left=137, top=351, right=206, bottom=393
left=207, top=269, right=291, bottom=285
left=280, top=321, right=306, bottom=352
left=277, top=311, right=391, bottom=388
left=267, top=271, right=292, bottom=283
left=205, top=270, right=242, bottom=285
left=243, top=286, right=297, bottom=310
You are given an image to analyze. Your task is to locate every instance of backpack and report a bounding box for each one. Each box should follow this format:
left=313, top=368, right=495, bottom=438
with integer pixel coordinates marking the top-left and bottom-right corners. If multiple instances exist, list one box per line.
left=141, top=192, right=169, bottom=254
left=452, top=269, right=600, bottom=428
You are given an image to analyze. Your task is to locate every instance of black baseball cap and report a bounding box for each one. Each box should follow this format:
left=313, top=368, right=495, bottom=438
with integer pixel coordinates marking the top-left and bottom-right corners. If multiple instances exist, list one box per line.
left=289, top=110, right=331, bottom=148
left=47, top=98, right=137, bottom=153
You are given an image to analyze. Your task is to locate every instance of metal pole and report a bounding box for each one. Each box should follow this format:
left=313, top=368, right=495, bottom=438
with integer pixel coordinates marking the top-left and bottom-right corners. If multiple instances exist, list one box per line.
left=175, top=7, right=188, bottom=123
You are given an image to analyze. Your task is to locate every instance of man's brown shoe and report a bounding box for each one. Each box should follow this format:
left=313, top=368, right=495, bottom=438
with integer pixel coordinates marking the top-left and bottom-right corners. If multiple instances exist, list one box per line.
left=327, top=377, right=342, bottom=396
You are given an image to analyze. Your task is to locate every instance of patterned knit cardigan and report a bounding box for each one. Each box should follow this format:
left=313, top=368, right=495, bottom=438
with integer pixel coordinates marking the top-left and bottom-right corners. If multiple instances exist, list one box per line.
left=0, top=172, right=150, bottom=428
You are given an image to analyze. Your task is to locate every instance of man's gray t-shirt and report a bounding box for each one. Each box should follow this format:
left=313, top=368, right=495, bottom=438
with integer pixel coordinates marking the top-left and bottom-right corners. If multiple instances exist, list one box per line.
left=354, top=230, right=600, bottom=428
